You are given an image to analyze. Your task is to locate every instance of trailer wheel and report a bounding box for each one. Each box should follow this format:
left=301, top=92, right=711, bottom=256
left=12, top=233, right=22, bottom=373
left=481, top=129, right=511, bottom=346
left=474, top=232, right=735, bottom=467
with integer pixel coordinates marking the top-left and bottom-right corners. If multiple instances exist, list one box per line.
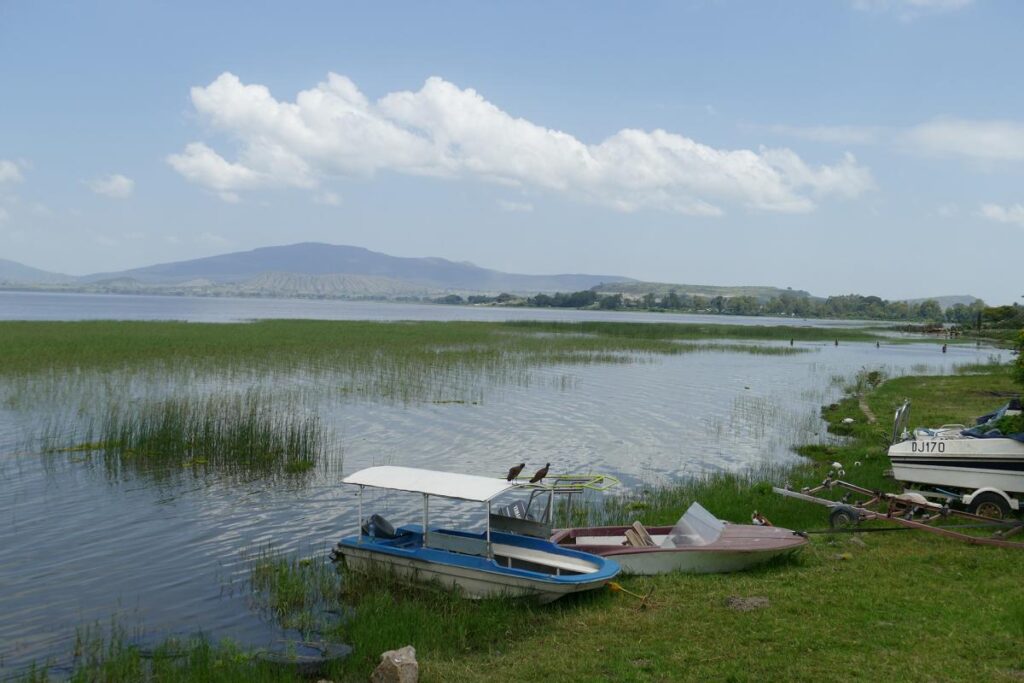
left=829, top=505, right=860, bottom=529
left=968, top=493, right=1010, bottom=520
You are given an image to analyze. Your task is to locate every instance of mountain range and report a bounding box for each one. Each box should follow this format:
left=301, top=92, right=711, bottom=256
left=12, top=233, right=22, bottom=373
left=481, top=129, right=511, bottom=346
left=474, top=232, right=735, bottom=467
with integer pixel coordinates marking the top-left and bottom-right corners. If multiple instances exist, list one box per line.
left=0, top=243, right=633, bottom=297
left=0, top=243, right=981, bottom=307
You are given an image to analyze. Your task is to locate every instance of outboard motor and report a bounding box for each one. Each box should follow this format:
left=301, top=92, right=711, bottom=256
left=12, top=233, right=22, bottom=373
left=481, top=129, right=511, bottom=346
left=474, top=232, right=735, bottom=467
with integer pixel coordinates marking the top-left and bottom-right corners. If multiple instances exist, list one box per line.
left=361, top=513, right=399, bottom=539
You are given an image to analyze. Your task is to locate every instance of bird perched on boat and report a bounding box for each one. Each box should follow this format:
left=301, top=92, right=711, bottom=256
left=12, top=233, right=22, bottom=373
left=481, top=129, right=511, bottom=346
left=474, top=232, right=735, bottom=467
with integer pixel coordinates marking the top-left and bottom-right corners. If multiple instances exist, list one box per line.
left=506, top=463, right=526, bottom=481
left=529, top=463, right=550, bottom=483
left=751, top=511, right=772, bottom=527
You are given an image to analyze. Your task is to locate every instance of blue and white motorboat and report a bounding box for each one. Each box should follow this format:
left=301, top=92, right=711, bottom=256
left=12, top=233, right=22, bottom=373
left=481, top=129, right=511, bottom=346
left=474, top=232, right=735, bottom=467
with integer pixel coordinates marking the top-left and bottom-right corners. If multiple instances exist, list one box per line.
left=330, top=466, right=620, bottom=603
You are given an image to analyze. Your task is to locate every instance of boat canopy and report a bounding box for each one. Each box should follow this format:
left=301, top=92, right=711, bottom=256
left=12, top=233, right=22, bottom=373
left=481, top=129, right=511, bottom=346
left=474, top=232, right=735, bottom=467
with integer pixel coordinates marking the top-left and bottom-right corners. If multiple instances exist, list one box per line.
left=343, top=466, right=514, bottom=502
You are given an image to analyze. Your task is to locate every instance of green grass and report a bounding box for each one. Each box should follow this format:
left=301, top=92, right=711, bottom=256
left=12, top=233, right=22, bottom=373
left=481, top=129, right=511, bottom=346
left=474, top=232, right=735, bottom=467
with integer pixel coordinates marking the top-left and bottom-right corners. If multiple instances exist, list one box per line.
left=48, top=391, right=324, bottom=480
left=0, top=320, right=829, bottom=378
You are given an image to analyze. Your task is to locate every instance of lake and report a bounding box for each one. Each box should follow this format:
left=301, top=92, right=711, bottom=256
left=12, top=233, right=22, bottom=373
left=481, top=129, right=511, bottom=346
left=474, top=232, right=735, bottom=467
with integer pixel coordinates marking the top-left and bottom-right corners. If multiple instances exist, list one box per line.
left=0, top=292, right=1004, bottom=676
left=0, top=290, right=881, bottom=327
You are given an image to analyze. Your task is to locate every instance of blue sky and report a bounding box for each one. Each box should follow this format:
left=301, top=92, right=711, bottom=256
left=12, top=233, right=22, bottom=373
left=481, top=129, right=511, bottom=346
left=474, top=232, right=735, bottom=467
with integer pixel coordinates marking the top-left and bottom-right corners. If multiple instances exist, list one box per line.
left=1, top=0, right=1022, bottom=303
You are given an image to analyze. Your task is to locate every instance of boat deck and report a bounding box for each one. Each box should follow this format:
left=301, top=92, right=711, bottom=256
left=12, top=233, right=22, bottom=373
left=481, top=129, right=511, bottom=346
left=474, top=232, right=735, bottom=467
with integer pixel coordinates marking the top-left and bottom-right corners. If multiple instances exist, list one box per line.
left=556, top=524, right=807, bottom=553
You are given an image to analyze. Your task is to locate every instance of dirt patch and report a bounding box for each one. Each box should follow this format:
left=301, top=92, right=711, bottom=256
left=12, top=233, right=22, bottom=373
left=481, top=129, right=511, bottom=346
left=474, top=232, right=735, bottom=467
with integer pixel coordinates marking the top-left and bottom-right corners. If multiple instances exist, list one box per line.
left=858, top=395, right=877, bottom=424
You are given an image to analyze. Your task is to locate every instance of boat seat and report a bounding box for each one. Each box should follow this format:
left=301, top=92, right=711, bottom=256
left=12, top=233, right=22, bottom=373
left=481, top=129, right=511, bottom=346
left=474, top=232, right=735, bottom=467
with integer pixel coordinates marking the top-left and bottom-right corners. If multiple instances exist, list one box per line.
left=624, top=521, right=657, bottom=547
left=491, top=543, right=598, bottom=574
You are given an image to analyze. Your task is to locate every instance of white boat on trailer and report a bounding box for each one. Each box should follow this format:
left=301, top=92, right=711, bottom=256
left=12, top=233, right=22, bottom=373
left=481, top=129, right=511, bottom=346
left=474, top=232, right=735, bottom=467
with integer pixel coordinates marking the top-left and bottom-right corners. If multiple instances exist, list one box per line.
left=550, top=502, right=807, bottom=575
left=887, top=399, right=1024, bottom=517
left=330, top=466, right=620, bottom=604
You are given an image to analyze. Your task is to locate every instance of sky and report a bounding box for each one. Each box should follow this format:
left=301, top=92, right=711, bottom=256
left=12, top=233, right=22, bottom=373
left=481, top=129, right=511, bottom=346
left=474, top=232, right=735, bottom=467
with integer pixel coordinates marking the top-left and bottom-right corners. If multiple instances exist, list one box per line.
left=0, top=0, right=1022, bottom=304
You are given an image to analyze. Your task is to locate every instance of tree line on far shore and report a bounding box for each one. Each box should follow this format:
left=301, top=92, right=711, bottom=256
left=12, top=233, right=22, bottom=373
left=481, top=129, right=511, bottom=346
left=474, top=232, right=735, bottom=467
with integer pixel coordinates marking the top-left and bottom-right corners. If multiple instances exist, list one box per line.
left=431, top=290, right=1023, bottom=327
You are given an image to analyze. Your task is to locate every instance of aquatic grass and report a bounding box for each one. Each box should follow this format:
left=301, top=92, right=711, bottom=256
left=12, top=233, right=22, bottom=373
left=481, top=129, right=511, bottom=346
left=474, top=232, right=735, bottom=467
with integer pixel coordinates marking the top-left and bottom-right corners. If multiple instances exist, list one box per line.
left=248, top=550, right=345, bottom=637
left=0, top=320, right=831, bottom=380
left=19, top=630, right=311, bottom=682
left=504, top=319, right=885, bottom=343
left=1, top=320, right=818, bottom=413
left=57, top=391, right=325, bottom=480
left=954, top=353, right=1009, bottom=375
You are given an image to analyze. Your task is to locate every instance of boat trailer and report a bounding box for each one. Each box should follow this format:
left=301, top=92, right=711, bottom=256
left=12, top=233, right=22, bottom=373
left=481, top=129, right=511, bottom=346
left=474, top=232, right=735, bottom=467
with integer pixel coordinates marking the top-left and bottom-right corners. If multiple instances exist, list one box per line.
left=774, top=477, right=1024, bottom=549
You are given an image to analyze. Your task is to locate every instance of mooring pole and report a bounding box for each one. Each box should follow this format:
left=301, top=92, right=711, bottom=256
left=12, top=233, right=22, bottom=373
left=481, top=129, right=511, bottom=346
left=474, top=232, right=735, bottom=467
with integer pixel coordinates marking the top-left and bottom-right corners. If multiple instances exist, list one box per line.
left=423, top=494, right=429, bottom=547
left=357, top=486, right=363, bottom=544
left=486, top=501, right=492, bottom=557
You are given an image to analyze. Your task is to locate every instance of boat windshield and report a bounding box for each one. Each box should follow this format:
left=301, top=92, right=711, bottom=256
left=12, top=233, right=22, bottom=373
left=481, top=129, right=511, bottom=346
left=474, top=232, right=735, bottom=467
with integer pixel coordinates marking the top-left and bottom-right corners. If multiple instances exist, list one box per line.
left=661, top=502, right=725, bottom=548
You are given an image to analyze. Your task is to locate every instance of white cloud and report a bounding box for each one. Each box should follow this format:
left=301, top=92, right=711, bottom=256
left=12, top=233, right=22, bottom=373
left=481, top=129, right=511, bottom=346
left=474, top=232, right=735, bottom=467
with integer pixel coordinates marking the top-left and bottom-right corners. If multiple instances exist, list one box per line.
left=497, top=199, right=534, bottom=213
left=0, top=159, right=23, bottom=184
left=0, top=207, right=9, bottom=223
left=168, top=72, right=874, bottom=215
left=936, top=203, right=957, bottom=217
left=88, top=173, right=135, bottom=198
left=903, top=119, right=1024, bottom=162
left=167, top=142, right=267, bottom=191
left=760, top=124, right=882, bottom=146
left=979, top=203, right=1024, bottom=227
left=314, top=191, right=341, bottom=206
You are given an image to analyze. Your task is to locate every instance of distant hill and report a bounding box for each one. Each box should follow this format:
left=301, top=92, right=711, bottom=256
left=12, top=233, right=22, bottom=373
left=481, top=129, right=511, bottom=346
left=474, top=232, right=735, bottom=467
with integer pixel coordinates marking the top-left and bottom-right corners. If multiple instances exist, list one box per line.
left=79, top=243, right=634, bottom=295
left=0, top=246, right=984, bottom=306
left=0, top=258, right=73, bottom=285
left=593, top=280, right=813, bottom=302
left=902, top=295, right=982, bottom=310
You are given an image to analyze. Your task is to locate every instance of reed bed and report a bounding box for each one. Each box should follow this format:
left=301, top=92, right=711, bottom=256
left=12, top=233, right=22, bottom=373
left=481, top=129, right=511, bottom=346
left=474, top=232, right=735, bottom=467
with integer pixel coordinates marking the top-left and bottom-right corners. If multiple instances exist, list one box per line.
left=0, top=320, right=817, bottom=411
left=248, top=549, right=345, bottom=637
left=503, top=320, right=884, bottom=343
left=56, top=391, right=324, bottom=479
left=0, top=319, right=828, bottom=379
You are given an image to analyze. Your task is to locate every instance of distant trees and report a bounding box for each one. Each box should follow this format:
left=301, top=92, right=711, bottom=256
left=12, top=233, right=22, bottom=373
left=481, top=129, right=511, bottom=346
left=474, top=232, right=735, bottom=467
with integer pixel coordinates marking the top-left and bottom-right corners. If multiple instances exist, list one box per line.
left=456, top=287, right=1012, bottom=326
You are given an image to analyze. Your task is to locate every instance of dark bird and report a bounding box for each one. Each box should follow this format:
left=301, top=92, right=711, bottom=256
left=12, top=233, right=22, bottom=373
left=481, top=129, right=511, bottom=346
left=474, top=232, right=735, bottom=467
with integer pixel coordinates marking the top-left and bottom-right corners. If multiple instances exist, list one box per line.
left=506, top=463, right=526, bottom=481
left=529, top=463, right=550, bottom=484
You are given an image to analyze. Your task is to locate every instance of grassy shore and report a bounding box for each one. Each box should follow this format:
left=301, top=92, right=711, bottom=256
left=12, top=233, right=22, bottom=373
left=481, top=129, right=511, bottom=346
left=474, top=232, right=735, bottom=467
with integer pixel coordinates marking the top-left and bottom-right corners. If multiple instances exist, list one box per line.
left=21, top=362, right=1023, bottom=682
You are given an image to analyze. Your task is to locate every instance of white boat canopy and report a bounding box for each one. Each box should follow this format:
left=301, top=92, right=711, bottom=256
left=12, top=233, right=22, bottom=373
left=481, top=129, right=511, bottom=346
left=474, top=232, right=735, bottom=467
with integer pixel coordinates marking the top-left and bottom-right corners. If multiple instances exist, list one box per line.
left=343, top=466, right=514, bottom=502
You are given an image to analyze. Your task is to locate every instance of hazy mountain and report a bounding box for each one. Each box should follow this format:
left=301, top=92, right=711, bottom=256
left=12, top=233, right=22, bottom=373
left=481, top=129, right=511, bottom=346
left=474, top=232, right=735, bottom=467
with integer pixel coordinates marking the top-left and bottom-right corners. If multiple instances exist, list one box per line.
left=902, top=295, right=982, bottom=310
left=0, top=258, right=74, bottom=285
left=79, top=242, right=635, bottom=294
left=0, top=247, right=984, bottom=306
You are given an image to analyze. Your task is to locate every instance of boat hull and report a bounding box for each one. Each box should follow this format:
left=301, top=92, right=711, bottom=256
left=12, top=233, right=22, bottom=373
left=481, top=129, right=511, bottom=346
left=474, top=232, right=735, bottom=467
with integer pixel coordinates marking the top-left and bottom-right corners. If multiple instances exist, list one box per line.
left=334, top=527, right=618, bottom=604
left=888, top=438, right=1024, bottom=495
left=550, top=524, right=807, bottom=576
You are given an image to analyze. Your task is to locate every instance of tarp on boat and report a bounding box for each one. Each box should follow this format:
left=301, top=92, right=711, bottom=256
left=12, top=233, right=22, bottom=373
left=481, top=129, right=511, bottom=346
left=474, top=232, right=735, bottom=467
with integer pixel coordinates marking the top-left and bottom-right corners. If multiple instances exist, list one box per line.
left=962, top=398, right=1024, bottom=443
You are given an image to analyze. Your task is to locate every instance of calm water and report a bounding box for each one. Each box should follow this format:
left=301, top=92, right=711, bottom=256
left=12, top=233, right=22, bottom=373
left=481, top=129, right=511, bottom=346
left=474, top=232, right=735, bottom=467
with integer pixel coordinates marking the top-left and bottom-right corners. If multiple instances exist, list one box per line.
left=0, top=292, right=1001, bottom=676
left=0, top=290, right=882, bottom=327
